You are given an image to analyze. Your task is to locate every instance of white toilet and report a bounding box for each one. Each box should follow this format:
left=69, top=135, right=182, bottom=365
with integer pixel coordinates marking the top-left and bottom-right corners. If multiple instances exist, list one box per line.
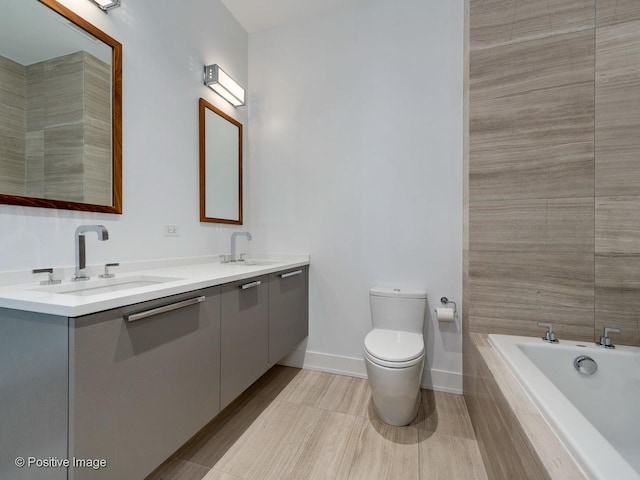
left=364, top=287, right=427, bottom=426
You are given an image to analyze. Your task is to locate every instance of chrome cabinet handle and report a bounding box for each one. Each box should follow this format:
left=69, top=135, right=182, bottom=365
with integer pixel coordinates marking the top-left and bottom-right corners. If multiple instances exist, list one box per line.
left=125, top=296, right=205, bottom=323
left=280, top=270, right=303, bottom=279
left=240, top=280, right=261, bottom=290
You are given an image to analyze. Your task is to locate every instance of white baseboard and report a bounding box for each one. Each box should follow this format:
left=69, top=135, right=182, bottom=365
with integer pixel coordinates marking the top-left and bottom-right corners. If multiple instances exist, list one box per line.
left=278, top=348, right=462, bottom=394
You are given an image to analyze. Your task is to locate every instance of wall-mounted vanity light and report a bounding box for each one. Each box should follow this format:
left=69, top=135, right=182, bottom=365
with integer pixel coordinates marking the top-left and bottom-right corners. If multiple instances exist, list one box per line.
left=204, top=64, right=245, bottom=107
left=87, top=0, right=121, bottom=13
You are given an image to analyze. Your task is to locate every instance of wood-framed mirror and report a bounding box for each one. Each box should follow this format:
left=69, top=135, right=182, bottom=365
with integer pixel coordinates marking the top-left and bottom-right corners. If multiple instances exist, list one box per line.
left=199, top=98, right=243, bottom=225
left=0, top=0, right=122, bottom=213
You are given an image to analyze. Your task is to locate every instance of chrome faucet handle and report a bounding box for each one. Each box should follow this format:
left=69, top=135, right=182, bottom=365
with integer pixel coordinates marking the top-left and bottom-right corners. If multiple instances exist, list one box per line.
left=99, top=263, right=120, bottom=279
left=32, top=268, right=61, bottom=285
left=537, top=322, right=559, bottom=343
left=238, top=253, right=246, bottom=262
left=219, top=254, right=230, bottom=264
left=598, top=327, right=621, bottom=349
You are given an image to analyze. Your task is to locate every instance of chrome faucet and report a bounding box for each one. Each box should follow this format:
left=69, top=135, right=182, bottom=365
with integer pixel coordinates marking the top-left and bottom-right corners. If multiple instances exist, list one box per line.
left=598, top=327, right=621, bottom=349
left=73, top=225, right=109, bottom=281
left=229, top=231, right=252, bottom=262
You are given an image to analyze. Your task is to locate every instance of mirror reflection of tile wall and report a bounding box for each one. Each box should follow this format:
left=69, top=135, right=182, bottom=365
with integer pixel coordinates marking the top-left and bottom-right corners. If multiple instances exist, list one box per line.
left=0, top=51, right=111, bottom=205
left=465, top=0, right=640, bottom=347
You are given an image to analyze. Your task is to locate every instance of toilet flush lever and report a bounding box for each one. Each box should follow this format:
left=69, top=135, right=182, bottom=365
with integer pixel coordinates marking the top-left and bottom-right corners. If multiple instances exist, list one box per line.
left=537, top=322, right=559, bottom=343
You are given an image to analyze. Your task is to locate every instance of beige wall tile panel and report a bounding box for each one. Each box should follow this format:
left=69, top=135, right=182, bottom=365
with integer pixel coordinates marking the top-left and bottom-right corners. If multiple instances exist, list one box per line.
left=202, top=468, right=246, bottom=480
left=471, top=29, right=594, bottom=102
left=595, top=309, right=640, bottom=346
left=469, top=252, right=595, bottom=335
left=470, top=197, right=594, bottom=252
left=595, top=19, right=640, bottom=196
left=596, top=196, right=640, bottom=254
left=83, top=118, right=112, bottom=205
left=25, top=130, right=44, bottom=197
left=43, top=52, right=84, bottom=128
left=470, top=93, right=594, bottom=200
left=595, top=254, right=640, bottom=312
left=0, top=55, right=26, bottom=110
left=470, top=0, right=594, bottom=50
left=26, top=62, right=44, bottom=132
left=471, top=83, right=594, bottom=150
left=596, top=0, right=640, bottom=27
left=0, top=135, right=26, bottom=195
left=43, top=124, right=84, bottom=202
left=469, top=144, right=595, bottom=201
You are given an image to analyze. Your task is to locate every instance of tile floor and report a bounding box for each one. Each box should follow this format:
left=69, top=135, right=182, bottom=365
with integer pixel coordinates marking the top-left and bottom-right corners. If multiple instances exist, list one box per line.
left=146, top=366, right=488, bottom=480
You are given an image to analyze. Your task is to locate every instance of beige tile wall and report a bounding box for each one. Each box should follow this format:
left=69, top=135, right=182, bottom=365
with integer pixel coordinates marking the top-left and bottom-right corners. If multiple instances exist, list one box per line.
left=466, top=0, right=640, bottom=347
left=465, top=0, right=640, bottom=476
left=22, top=51, right=112, bottom=204
left=0, top=55, right=26, bottom=196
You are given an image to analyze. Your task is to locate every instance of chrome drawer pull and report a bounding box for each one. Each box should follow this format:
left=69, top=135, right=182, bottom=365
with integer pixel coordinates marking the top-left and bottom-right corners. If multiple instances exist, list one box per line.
left=241, top=280, right=261, bottom=290
left=280, top=270, right=303, bottom=279
left=125, top=296, right=205, bottom=322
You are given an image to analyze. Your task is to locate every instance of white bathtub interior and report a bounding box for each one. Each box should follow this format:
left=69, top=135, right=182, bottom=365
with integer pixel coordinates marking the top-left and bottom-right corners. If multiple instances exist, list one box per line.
left=489, top=334, right=640, bottom=480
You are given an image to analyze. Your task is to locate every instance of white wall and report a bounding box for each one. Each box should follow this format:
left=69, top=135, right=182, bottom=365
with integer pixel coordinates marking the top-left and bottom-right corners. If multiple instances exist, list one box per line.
left=0, top=0, right=248, bottom=272
left=247, top=0, right=464, bottom=391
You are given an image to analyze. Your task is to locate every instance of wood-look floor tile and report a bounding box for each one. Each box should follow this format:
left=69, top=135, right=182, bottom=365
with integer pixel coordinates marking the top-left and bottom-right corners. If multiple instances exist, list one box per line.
left=470, top=197, right=594, bottom=252
left=280, top=369, right=371, bottom=417
left=201, top=469, right=245, bottom=480
left=245, top=365, right=305, bottom=399
left=145, top=458, right=209, bottom=480
left=417, top=390, right=476, bottom=440
left=596, top=196, right=640, bottom=254
left=418, top=431, right=488, bottom=480
left=595, top=19, right=640, bottom=196
left=178, top=393, right=274, bottom=468
left=343, top=417, right=420, bottom=480
left=212, top=400, right=359, bottom=480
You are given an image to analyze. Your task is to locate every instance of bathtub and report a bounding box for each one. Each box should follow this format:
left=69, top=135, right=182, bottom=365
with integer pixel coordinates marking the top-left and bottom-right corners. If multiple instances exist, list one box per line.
left=488, top=334, right=640, bottom=480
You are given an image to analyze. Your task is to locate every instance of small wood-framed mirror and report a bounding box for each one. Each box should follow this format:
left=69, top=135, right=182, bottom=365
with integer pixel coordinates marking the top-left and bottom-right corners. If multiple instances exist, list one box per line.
left=0, top=0, right=122, bottom=213
left=199, top=98, right=243, bottom=224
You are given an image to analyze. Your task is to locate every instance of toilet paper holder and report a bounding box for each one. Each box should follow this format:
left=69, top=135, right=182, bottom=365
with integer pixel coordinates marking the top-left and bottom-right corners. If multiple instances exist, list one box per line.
left=435, top=297, right=457, bottom=314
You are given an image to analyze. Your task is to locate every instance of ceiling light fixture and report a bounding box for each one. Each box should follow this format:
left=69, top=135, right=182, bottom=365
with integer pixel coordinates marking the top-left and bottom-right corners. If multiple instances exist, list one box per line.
left=203, top=64, right=245, bottom=107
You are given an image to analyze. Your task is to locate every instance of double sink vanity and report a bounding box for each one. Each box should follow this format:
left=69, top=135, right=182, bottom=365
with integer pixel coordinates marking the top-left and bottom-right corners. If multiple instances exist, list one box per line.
left=0, top=255, right=309, bottom=480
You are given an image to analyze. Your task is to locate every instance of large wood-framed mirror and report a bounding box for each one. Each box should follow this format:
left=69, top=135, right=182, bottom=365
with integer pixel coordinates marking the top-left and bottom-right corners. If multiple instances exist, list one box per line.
left=199, top=98, right=243, bottom=225
left=0, top=0, right=122, bottom=213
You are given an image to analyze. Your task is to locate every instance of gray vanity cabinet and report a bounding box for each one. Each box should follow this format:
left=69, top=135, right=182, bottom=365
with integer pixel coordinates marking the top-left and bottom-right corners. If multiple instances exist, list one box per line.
left=220, top=275, right=269, bottom=409
left=0, top=309, right=68, bottom=480
left=68, top=287, right=221, bottom=480
left=268, top=266, right=309, bottom=366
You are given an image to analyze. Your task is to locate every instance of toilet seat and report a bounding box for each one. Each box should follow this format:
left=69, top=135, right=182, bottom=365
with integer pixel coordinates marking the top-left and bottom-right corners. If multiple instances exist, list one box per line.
left=364, top=329, right=424, bottom=368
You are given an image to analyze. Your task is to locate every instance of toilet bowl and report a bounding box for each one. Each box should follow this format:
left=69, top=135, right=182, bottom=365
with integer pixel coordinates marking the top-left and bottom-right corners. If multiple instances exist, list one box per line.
left=364, top=287, right=427, bottom=426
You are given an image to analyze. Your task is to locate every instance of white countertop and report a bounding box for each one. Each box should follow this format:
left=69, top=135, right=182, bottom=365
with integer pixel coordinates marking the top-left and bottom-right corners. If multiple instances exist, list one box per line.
left=0, top=255, right=310, bottom=317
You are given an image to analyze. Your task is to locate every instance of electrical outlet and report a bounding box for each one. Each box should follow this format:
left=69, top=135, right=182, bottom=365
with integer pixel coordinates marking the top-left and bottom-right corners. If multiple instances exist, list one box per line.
left=164, top=225, right=179, bottom=237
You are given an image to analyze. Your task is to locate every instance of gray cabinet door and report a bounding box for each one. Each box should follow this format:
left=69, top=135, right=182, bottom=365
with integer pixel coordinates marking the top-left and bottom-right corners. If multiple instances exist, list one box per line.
left=268, top=266, right=309, bottom=366
left=69, top=287, right=221, bottom=480
left=0, top=309, right=68, bottom=480
left=220, top=275, right=269, bottom=409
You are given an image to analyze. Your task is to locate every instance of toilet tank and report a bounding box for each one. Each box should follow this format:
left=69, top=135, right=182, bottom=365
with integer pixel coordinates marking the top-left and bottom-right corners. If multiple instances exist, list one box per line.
left=369, top=287, right=427, bottom=333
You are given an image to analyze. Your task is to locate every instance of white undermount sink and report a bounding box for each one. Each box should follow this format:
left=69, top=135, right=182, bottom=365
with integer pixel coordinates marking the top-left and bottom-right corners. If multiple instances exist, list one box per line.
left=33, top=275, right=183, bottom=296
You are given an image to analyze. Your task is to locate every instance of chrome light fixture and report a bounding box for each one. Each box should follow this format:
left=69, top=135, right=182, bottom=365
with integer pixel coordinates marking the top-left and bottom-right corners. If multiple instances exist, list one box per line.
left=204, top=64, right=245, bottom=107
left=88, top=0, right=121, bottom=13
